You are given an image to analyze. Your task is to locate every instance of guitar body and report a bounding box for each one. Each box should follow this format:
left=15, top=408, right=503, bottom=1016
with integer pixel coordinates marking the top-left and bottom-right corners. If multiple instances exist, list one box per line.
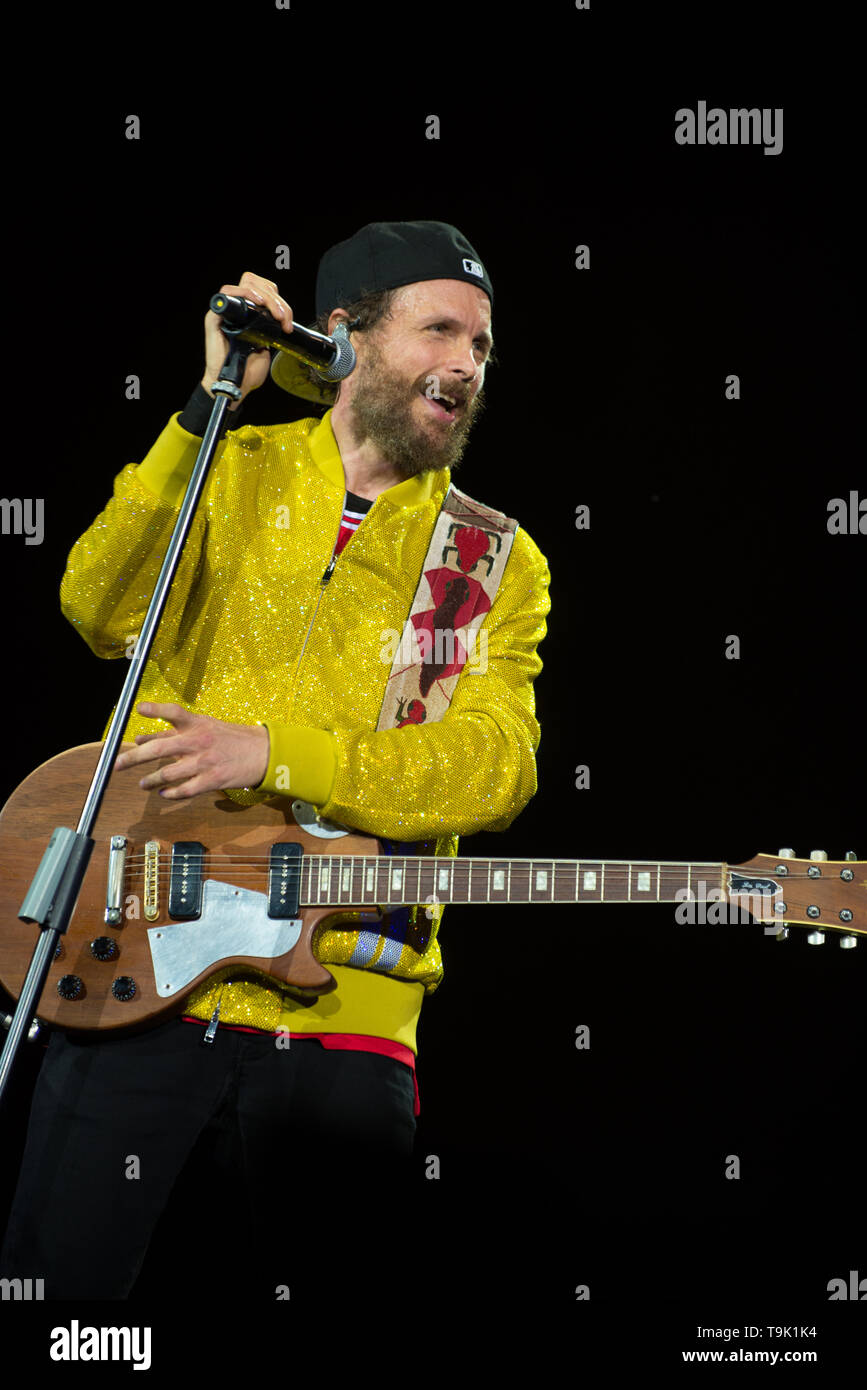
left=0, top=744, right=382, bottom=1034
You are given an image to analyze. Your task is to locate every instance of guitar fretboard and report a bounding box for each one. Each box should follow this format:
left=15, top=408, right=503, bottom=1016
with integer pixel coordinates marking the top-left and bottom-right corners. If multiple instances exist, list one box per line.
left=299, top=857, right=725, bottom=908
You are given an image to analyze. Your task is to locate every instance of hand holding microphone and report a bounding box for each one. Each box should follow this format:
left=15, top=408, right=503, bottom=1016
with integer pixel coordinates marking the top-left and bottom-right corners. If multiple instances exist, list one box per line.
left=202, top=271, right=356, bottom=408
left=201, top=271, right=293, bottom=407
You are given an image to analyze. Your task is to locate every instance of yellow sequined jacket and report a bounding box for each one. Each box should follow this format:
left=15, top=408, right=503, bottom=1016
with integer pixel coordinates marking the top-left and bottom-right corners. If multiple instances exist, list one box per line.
left=59, top=407, right=551, bottom=1051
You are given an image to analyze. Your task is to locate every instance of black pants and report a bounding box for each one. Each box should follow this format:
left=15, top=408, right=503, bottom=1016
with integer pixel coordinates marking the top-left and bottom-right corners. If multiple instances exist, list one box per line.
left=0, top=1018, right=417, bottom=1299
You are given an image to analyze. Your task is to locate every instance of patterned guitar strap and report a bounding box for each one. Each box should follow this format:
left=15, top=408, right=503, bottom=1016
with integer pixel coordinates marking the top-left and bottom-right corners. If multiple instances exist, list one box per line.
left=349, top=481, right=519, bottom=962
left=376, top=482, right=518, bottom=731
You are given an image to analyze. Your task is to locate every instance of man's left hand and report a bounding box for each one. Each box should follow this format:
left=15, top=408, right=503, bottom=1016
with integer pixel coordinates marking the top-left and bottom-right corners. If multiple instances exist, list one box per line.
left=113, top=702, right=270, bottom=799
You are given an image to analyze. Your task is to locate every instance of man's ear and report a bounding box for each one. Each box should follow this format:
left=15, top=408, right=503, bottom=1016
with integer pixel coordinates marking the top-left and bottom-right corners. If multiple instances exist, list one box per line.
left=328, top=308, right=351, bottom=335
left=328, top=309, right=362, bottom=335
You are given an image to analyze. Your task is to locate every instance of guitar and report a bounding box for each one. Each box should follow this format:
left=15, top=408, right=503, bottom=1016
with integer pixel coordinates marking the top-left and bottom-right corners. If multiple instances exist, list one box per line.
left=0, top=744, right=863, bottom=1033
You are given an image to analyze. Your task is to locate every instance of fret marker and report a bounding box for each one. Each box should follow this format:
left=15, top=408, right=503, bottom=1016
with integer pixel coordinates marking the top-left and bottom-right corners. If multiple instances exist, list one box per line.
left=637, top=871, right=651, bottom=892
left=535, top=870, right=548, bottom=891
left=319, top=865, right=329, bottom=892
left=342, top=865, right=351, bottom=892
left=391, top=869, right=403, bottom=891
left=583, top=871, right=597, bottom=891
left=366, top=867, right=375, bottom=892
left=493, top=870, right=505, bottom=890
left=438, top=868, right=450, bottom=891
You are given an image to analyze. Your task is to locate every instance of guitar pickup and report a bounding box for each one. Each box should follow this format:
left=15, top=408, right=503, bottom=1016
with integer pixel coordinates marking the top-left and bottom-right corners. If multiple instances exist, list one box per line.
left=169, top=841, right=205, bottom=919
left=269, top=842, right=302, bottom=918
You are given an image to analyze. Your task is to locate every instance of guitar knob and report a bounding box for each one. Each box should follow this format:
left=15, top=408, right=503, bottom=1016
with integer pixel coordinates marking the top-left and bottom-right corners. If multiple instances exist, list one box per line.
left=777, top=848, right=796, bottom=858
left=806, top=931, right=826, bottom=946
left=90, top=936, right=119, bottom=961
left=774, top=925, right=790, bottom=941
left=839, top=936, right=858, bottom=949
left=844, top=851, right=857, bottom=861
left=111, top=976, right=137, bottom=1002
left=57, top=974, right=84, bottom=1000
left=809, top=850, right=828, bottom=861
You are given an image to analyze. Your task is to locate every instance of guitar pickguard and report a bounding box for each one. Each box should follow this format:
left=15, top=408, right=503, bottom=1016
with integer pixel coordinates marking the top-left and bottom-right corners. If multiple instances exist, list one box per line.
left=146, top=878, right=302, bottom=998
left=291, top=799, right=352, bottom=839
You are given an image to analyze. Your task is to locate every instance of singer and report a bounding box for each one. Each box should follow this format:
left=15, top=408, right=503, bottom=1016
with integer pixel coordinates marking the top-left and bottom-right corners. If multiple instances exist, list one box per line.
left=0, top=221, right=551, bottom=1299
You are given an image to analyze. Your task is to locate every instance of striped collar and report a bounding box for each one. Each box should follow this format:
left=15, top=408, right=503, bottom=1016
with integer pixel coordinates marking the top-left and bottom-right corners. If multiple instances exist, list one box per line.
left=308, top=408, right=450, bottom=509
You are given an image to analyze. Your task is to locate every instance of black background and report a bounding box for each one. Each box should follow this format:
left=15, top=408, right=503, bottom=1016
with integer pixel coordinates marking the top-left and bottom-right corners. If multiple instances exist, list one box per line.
left=1, top=0, right=863, bottom=1362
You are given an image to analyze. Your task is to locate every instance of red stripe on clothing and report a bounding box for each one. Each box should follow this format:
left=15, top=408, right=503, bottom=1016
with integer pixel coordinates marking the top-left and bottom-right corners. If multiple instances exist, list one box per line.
left=180, top=1017, right=420, bottom=1116
left=334, top=521, right=355, bottom=555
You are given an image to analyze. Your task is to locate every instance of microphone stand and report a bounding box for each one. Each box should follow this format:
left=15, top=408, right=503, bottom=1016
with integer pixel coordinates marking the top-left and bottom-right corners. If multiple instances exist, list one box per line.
left=0, top=336, right=257, bottom=1100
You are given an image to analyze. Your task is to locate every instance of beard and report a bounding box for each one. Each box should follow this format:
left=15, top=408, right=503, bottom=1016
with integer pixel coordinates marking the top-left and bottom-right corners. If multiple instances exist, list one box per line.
left=340, top=338, right=487, bottom=481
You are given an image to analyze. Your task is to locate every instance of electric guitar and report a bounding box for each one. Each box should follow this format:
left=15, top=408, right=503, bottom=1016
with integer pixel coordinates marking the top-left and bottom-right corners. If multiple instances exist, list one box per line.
left=0, top=744, right=863, bottom=1033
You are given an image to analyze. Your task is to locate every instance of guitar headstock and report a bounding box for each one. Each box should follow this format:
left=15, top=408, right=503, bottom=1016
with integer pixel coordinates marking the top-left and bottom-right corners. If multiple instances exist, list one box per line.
left=726, top=849, right=864, bottom=944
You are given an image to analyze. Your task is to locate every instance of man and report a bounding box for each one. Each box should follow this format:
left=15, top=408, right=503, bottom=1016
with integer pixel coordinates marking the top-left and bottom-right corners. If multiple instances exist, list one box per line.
left=1, top=221, right=551, bottom=1298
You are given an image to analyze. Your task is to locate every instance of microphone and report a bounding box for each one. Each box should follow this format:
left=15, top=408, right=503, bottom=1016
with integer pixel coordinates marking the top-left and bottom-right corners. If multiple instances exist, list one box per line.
left=209, top=293, right=357, bottom=383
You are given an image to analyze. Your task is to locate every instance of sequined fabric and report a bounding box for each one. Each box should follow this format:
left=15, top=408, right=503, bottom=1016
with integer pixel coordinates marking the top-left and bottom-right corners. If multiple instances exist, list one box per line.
left=59, top=410, right=551, bottom=1024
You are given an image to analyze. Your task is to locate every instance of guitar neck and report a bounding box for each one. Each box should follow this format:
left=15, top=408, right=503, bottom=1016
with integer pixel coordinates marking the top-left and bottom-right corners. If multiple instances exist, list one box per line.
left=301, top=856, right=725, bottom=909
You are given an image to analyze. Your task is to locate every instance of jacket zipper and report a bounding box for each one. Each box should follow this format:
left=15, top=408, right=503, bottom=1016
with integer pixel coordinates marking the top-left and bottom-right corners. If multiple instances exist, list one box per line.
left=288, top=494, right=346, bottom=703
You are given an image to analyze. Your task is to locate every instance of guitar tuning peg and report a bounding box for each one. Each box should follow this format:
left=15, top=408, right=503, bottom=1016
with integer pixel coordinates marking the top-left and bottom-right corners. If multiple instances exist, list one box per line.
left=839, top=936, right=858, bottom=949
left=809, top=849, right=828, bottom=861
left=777, top=848, right=796, bottom=858
left=807, top=930, right=826, bottom=945
left=844, top=851, right=857, bottom=861
left=773, top=925, right=790, bottom=941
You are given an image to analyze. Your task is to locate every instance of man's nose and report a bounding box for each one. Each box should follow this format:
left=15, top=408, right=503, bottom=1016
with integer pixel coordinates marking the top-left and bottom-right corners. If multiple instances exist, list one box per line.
left=448, top=344, right=481, bottom=381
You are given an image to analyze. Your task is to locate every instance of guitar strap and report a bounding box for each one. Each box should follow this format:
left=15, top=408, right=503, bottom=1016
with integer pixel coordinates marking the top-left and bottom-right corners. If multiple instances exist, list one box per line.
left=375, top=482, right=519, bottom=731
left=338, top=482, right=519, bottom=964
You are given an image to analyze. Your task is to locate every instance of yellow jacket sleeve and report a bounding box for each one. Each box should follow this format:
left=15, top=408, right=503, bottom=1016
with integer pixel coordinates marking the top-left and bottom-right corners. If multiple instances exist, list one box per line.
left=59, top=413, right=214, bottom=658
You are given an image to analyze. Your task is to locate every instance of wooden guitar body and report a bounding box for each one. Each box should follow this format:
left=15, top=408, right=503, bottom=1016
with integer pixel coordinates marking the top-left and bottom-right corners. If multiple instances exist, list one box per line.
left=0, top=744, right=381, bottom=1034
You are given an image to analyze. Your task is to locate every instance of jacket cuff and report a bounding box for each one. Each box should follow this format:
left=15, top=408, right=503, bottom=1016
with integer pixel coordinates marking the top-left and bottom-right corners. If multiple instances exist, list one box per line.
left=178, top=381, right=245, bottom=438
left=136, top=412, right=208, bottom=506
left=256, top=723, right=338, bottom=806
